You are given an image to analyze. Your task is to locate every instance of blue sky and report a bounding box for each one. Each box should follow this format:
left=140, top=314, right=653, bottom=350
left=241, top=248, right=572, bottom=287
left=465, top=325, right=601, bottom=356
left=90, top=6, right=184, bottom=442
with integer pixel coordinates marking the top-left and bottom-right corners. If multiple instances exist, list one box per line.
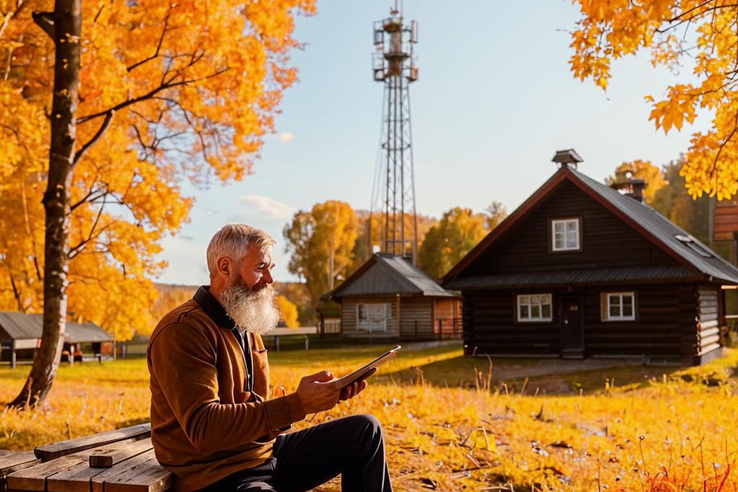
left=156, top=0, right=708, bottom=286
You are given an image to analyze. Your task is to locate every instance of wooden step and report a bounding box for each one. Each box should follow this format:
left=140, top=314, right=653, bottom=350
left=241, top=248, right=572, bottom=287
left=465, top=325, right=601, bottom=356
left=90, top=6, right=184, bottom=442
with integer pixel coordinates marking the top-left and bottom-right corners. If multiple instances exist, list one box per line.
left=34, top=423, right=151, bottom=462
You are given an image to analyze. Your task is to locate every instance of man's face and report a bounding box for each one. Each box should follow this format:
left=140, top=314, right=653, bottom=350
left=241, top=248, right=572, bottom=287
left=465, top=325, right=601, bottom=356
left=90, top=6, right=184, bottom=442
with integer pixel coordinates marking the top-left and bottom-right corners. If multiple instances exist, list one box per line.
left=229, top=245, right=275, bottom=291
left=217, top=244, right=279, bottom=335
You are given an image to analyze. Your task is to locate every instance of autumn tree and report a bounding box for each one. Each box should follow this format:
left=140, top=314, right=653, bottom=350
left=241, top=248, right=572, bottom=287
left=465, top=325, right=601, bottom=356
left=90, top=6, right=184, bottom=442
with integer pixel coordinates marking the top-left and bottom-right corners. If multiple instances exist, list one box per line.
left=568, top=1, right=738, bottom=200
left=605, top=160, right=667, bottom=204
left=283, top=200, right=358, bottom=309
left=0, top=0, right=316, bottom=407
left=485, top=201, right=508, bottom=230
left=652, top=157, right=710, bottom=242
left=275, top=295, right=299, bottom=328
left=349, top=210, right=438, bottom=275
left=418, top=207, right=488, bottom=279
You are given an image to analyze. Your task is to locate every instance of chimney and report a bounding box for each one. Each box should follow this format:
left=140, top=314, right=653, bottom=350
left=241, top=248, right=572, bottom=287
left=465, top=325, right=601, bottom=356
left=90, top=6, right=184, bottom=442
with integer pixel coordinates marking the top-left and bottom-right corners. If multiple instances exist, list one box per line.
left=610, top=170, right=647, bottom=202
left=552, top=149, right=583, bottom=170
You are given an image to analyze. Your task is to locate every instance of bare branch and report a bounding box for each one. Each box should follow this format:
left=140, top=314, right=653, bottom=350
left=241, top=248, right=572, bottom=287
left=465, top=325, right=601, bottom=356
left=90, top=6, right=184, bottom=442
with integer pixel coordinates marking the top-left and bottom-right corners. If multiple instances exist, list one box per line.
left=68, top=202, right=111, bottom=260
left=77, top=67, right=230, bottom=124
left=127, top=5, right=172, bottom=72
left=31, top=11, right=54, bottom=40
left=73, top=110, right=114, bottom=165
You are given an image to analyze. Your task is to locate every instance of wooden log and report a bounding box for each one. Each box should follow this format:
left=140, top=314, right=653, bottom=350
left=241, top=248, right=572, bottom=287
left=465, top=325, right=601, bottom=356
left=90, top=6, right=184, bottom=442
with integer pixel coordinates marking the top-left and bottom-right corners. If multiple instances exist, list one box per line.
left=7, top=455, right=87, bottom=491
left=89, top=438, right=153, bottom=468
left=34, top=423, right=150, bottom=462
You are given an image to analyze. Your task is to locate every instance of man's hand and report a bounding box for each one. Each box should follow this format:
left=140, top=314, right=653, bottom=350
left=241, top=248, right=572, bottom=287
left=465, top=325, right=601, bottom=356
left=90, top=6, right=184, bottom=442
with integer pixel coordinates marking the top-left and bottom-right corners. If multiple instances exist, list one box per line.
left=339, top=368, right=375, bottom=401
left=296, top=370, right=341, bottom=414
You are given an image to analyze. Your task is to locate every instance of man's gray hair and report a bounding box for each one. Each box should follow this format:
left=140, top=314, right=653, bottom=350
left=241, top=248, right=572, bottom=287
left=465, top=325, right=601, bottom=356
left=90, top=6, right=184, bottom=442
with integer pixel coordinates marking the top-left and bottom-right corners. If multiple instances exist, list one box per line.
left=206, top=224, right=275, bottom=276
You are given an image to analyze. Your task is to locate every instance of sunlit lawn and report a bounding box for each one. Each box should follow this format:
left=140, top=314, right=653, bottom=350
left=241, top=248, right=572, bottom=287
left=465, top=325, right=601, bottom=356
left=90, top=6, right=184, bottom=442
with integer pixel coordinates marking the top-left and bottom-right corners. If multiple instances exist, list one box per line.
left=1, top=343, right=737, bottom=491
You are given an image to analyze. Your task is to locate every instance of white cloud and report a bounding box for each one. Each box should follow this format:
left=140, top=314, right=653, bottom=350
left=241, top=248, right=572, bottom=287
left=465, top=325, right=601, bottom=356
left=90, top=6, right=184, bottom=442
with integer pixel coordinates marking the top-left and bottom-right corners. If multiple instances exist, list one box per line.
left=278, top=132, right=294, bottom=144
left=238, top=195, right=295, bottom=219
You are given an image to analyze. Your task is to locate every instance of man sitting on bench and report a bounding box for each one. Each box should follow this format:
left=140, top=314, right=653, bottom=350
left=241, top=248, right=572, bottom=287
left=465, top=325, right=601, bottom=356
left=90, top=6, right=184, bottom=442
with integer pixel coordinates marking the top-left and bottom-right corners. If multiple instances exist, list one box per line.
left=148, top=224, right=392, bottom=492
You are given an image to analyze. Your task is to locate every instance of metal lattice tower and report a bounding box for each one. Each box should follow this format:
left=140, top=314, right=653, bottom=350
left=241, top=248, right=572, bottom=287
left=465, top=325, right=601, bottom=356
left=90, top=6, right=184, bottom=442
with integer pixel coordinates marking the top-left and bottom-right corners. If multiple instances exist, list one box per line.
left=369, top=1, right=419, bottom=263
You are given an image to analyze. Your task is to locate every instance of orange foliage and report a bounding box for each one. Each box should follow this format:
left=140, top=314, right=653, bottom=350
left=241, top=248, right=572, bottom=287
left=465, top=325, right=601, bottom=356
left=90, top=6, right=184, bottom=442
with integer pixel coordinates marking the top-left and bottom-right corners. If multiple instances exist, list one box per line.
left=568, top=1, right=738, bottom=200
left=0, top=0, right=316, bottom=339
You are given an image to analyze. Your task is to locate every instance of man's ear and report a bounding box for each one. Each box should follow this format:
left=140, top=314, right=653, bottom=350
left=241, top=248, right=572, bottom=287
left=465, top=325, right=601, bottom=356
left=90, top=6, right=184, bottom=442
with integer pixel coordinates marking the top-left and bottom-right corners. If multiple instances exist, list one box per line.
left=217, top=257, right=231, bottom=276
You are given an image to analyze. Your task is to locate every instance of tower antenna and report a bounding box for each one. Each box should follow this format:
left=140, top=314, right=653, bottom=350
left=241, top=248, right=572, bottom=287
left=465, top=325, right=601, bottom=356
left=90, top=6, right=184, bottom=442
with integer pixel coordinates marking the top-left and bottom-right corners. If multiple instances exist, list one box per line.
left=369, top=4, right=419, bottom=263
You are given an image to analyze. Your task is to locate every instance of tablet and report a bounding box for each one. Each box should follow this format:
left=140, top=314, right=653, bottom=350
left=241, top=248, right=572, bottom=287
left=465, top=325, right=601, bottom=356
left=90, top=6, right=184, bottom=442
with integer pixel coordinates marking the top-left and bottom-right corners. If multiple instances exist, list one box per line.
left=334, top=345, right=401, bottom=389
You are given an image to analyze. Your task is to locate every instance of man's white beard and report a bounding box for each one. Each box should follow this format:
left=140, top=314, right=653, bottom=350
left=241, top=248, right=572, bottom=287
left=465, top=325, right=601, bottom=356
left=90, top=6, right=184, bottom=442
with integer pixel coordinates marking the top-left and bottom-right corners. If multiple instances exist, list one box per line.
left=218, top=281, right=280, bottom=335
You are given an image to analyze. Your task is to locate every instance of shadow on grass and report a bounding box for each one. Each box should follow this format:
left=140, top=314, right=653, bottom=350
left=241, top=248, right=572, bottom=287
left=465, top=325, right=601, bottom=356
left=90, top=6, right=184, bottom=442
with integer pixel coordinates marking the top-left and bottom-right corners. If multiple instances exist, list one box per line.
left=378, top=355, right=691, bottom=395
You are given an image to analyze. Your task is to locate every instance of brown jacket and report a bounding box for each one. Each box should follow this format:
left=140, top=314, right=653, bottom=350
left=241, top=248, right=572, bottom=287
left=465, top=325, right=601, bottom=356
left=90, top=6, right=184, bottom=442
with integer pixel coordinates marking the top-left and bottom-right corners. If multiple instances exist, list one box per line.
left=147, top=287, right=305, bottom=492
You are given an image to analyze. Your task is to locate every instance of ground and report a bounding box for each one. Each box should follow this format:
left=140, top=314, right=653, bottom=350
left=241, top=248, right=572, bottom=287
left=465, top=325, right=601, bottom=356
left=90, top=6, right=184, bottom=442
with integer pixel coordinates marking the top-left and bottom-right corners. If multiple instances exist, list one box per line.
left=1, top=341, right=737, bottom=491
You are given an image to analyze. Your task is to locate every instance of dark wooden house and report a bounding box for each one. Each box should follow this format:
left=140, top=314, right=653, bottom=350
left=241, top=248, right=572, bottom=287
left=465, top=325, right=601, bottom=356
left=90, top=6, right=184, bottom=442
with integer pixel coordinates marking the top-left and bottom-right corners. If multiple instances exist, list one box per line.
left=322, top=253, right=461, bottom=340
left=442, top=150, right=738, bottom=365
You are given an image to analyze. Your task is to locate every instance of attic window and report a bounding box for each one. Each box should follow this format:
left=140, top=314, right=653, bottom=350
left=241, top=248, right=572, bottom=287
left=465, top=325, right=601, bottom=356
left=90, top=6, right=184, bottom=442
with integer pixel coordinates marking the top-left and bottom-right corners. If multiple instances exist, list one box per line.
left=551, top=218, right=581, bottom=252
left=675, top=234, right=712, bottom=258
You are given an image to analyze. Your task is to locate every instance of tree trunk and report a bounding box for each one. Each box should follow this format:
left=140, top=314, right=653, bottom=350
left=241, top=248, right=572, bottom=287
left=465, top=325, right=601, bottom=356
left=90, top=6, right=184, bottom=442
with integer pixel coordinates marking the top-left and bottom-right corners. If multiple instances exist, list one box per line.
left=8, top=0, right=81, bottom=409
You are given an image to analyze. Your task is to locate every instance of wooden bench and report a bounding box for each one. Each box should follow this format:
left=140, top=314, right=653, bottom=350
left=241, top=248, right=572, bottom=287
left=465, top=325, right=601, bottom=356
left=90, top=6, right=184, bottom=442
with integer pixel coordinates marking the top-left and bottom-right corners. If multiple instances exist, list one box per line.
left=3, top=423, right=171, bottom=492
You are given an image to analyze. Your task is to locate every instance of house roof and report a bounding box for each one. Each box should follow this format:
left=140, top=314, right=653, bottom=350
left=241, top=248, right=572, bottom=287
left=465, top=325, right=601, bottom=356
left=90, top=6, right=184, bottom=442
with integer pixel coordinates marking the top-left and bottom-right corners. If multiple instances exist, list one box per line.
left=0, top=312, right=114, bottom=343
left=323, top=253, right=455, bottom=300
left=443, top=165, right=738, bottom=286
left=444, top=265, right=695, bottom=290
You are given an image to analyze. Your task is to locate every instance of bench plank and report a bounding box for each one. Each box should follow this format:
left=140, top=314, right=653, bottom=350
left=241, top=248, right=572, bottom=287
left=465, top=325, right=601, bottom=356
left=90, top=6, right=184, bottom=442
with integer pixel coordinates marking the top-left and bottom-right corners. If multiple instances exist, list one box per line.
left=90, top=450, right=170, bottom=492
left=7, top=456, right=87, bottom=491
left=0, top=450, right=40, bottom=474
left=1, top=451, right=41, bottom=492
left=103, top=455, right=170, bottom=492
left=45, top=438, right=153, bottom=492
left=46, top=461, right=108, bottom=492
left=35, top=424, right=151, bottom=462
left=89, top=438, right=153, bottom=468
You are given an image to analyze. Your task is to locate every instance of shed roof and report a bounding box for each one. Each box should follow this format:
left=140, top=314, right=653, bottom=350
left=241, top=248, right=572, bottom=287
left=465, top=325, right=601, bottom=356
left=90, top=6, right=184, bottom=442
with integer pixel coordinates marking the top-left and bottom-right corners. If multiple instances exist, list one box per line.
left=443, top=165, right=738, bottom=286
left=0, top=312, right=114, bottom=343
left=323, top=253, right=455, bottom=300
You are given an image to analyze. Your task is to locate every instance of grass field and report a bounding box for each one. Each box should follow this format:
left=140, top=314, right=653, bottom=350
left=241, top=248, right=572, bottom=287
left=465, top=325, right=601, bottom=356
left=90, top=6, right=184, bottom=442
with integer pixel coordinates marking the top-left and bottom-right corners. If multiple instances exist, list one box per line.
left=1, top=343, right=737, bottom=491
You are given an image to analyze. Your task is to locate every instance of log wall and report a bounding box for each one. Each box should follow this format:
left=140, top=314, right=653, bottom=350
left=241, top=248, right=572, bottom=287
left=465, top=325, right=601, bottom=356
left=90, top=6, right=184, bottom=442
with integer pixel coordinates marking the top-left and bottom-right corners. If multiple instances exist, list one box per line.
left=462, top=284, right=701, bottom=360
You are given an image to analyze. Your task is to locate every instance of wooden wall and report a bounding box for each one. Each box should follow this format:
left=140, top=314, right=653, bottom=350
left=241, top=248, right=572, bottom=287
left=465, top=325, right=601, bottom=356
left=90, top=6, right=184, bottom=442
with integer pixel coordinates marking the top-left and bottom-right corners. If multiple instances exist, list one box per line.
left=697, top=287, right=721, bottom=357
left=462, top=283, right=704, bottom=360
left=398, top=297, right=433, bottom=339
left=471, top=180, right=680, bottom=274
left=340, top=297, right=398, bottom=338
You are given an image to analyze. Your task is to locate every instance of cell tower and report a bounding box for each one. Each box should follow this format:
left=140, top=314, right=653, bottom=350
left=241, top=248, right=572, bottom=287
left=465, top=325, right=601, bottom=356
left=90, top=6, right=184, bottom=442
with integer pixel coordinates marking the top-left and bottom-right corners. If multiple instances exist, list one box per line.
left=369, top=1, right=419, bottom=264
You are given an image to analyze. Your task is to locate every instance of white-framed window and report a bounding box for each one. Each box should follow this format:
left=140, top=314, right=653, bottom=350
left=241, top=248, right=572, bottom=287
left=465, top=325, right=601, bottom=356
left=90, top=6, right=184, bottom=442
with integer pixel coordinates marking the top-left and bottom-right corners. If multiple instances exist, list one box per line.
left=551, top=218, right=581, bottom=251
left=357, top=303, right=391, bottom=331
left=604, top=292, right=635, bottom=321
left=517, top=294, right=553, bottom=322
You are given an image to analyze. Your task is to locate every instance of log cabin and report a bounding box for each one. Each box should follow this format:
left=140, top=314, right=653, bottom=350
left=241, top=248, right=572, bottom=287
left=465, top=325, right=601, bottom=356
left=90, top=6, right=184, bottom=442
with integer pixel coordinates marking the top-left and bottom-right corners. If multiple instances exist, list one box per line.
left=442, top=150, right=738, bottom=365
left=322, top=253, right=461, bottom=340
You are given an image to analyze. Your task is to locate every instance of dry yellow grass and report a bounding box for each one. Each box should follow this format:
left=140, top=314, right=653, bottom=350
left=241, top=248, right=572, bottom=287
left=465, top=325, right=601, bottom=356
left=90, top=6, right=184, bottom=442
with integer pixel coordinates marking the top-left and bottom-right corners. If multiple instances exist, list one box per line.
left=1, top=344, right=737, bottom=491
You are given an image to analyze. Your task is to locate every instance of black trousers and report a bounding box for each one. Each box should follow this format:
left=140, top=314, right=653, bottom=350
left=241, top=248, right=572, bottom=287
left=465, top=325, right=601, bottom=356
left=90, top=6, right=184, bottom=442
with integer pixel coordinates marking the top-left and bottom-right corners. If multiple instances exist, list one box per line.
left=197, top=414, right=392, bottom=492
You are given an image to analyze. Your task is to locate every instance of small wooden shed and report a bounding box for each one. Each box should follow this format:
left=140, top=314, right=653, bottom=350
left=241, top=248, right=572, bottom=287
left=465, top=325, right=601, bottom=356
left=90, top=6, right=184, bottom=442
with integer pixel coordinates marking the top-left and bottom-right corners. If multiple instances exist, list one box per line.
left=322, top=253, right=461, bottom=340
left=442, top=150, right=738, bottom=365
left=0, top=312, right=115, bottom=368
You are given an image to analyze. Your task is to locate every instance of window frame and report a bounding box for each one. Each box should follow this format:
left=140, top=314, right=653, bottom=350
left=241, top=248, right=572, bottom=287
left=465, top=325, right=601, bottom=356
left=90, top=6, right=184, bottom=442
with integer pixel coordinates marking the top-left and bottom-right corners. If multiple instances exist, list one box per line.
left=516, top=293, right=554, bottom=323
left=549, top=217, right=583, bottom=253
left=602, top=292, right=636, bottom=322
left=356, top=303, right=392, bottom=332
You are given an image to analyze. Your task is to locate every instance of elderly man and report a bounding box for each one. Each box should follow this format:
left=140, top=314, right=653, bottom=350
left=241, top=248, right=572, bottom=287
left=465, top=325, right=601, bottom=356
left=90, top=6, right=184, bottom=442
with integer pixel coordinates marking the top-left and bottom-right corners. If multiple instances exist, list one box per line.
left=148, top=224, right=392, bottom=492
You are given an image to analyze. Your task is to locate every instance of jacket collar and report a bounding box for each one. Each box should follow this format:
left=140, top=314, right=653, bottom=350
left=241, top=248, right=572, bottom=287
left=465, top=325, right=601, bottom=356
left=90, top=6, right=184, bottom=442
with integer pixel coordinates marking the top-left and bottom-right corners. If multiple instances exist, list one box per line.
left=193, top=285, right=236, bottom=330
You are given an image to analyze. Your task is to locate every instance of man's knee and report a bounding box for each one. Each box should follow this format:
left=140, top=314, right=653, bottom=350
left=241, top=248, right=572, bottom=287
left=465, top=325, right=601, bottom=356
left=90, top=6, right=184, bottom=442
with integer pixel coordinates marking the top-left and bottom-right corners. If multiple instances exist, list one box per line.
left=351, top=414, right=384, bottom=445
